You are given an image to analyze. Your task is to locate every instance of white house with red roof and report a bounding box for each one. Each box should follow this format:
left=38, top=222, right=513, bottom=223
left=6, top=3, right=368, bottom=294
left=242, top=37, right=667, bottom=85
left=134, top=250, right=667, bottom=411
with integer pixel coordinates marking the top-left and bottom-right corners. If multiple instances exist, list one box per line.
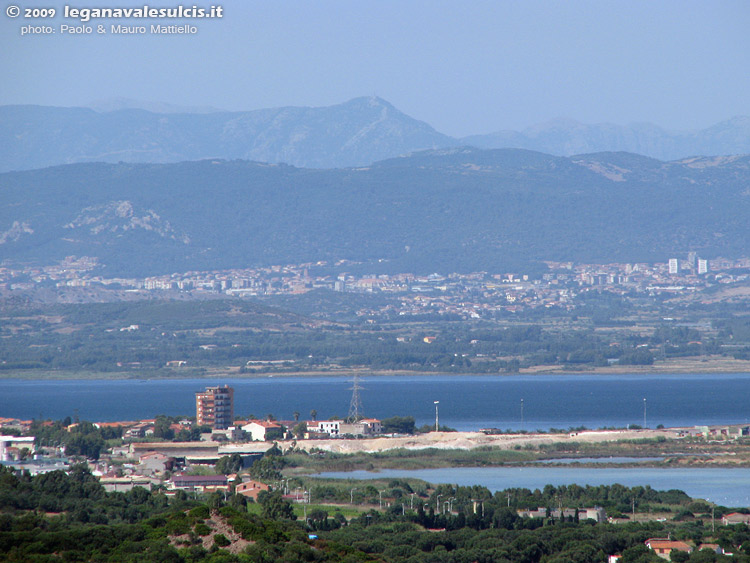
left=241, top=420, right=283, bottom=441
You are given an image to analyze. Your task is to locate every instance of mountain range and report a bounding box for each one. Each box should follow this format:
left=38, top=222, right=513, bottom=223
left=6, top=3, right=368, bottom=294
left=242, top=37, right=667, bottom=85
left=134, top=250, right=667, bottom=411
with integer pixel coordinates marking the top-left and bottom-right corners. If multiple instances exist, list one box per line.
left=0, top=97, right=453, bottom=172
left=3, top=148, right=750, bottom=276
left=464, top=117, right=750, bottom=161
left=2, top=97, right=750, bottom=172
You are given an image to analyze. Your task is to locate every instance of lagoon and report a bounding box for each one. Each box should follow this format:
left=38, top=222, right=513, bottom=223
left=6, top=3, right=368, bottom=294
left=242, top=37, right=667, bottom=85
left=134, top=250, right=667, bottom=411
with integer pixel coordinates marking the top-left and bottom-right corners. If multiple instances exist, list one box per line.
left=319, top=466, right=750, bottom=507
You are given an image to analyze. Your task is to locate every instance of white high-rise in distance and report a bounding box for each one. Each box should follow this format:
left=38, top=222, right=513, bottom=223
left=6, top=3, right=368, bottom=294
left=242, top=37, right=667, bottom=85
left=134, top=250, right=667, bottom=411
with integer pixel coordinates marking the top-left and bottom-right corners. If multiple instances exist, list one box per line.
left=668, top=258, right=679, bottom=275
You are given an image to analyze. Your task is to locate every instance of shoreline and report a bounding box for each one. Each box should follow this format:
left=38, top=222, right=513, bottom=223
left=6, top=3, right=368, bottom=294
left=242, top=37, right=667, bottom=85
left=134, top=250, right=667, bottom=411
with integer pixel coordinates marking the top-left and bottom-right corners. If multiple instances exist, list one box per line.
left=282, top=427, right=750, bottom=471
left=4, top=357, right=750, bottom=380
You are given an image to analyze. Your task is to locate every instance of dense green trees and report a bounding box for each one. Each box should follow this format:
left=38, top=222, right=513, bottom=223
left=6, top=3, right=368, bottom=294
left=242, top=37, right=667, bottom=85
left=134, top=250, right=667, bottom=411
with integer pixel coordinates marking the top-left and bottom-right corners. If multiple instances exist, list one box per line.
left=215, top=454, right=244, bottom=475
left=30, top=420, right=114, bottom=460
left=381, top=416, right=417, bottom=434
left=3, top=462, right=750, bottom=562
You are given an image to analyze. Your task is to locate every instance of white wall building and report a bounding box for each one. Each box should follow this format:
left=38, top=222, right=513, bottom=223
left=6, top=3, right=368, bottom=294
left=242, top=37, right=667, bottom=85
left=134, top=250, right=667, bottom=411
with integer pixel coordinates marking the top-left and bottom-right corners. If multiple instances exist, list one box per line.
left=0, top=436, right=35, bottom=461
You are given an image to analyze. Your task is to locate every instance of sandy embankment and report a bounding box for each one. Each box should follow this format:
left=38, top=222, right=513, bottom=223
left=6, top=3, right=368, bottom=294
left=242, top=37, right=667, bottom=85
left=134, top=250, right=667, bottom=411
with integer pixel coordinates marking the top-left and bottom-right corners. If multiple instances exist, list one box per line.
left=289, top=428, right=678, bottom=454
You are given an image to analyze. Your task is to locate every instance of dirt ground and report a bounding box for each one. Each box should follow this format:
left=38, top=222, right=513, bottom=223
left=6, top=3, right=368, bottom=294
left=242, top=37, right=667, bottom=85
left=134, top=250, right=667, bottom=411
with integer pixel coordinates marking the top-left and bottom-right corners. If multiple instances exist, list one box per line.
left=290, top=428, right=679, bottom=454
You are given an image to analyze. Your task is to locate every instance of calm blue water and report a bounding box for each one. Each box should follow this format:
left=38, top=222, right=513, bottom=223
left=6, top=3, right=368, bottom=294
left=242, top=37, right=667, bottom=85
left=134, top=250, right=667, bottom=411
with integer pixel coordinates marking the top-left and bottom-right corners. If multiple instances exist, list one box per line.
left=537, top=457, right=665, bottom=464
left=319, top=467, right=750, bottom=507
left=1, top=373, right=750, bottom=430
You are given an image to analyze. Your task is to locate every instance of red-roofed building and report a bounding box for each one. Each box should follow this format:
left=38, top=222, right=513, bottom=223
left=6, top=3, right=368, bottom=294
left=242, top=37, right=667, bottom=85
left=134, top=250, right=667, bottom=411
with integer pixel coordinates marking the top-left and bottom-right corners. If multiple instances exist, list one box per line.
left=235, top=480, right=270, bottom=500
left=242, top=421, right=283, bottom=441
left=0, top=418, right=32, bottom=432
left=645, top=538, right=693, bottom=559
left=96, top=421, right=138, bottom=428
left=722, top=512, right=750, bottom=525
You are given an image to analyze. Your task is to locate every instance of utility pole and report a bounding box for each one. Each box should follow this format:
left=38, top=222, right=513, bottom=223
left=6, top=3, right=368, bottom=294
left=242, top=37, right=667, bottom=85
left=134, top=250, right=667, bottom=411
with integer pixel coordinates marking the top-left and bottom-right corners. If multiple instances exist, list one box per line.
left=643, top=397, right=647, bottom=428
left=434, top=401, right=440, bottom=431
left=520, top=398, right=524, bottom=430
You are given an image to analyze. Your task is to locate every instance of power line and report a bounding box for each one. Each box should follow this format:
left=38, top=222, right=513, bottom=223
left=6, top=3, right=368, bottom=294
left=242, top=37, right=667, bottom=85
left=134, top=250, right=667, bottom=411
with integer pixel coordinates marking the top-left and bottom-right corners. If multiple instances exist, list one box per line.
left=347, top=374, right=364, bottom=422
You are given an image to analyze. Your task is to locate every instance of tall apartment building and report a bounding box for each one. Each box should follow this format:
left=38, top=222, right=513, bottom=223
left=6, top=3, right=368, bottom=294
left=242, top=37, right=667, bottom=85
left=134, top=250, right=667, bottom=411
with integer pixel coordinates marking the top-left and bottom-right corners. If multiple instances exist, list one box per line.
left=697, top=259, right=708, bottom=275
left=195, top=385, right=234, bottom=429
left=668, top=258, right=679, bottom=275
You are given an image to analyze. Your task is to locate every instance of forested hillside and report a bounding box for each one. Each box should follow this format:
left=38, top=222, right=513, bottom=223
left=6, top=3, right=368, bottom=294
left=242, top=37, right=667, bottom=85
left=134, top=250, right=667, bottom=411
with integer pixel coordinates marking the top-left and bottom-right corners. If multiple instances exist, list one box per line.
left=2, top=149, right=750, bottom=276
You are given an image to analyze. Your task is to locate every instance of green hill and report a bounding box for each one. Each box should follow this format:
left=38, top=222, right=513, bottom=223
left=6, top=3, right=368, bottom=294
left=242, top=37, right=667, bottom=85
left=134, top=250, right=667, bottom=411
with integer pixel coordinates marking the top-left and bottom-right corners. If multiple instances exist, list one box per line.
left=2, top=148, right=749, bottom=275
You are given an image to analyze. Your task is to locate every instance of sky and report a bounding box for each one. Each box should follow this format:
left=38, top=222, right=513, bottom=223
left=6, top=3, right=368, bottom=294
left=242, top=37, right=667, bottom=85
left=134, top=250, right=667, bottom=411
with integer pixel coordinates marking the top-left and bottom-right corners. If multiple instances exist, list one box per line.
left=2, top=0, right=749, bottom=137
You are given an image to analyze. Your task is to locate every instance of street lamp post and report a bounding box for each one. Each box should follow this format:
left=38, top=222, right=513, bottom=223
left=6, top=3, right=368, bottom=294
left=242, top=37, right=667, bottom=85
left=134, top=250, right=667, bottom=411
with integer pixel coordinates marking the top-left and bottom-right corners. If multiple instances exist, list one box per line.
left=350, top=488, right=357, bottom=504
left=434, top=401, right=440, bottom=431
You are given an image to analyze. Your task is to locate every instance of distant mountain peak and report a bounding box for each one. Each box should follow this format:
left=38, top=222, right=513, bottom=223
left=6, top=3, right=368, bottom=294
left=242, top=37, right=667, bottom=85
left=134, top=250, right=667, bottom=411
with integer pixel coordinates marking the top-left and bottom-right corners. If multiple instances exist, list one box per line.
left=0, top=98, right=457, bottom=171
left=344, top=95, right=395, bottom=109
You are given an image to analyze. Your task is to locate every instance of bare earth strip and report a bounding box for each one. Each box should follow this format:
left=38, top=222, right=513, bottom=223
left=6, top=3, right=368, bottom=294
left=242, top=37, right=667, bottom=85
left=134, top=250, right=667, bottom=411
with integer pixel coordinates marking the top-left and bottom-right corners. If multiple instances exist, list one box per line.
left=291, top=428, right=677, bottom=454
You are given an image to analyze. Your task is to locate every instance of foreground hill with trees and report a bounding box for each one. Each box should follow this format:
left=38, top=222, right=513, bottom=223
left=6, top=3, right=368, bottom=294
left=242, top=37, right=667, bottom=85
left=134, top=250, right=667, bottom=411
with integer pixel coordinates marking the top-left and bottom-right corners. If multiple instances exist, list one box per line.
left=2, top=460, right=750, bottom=562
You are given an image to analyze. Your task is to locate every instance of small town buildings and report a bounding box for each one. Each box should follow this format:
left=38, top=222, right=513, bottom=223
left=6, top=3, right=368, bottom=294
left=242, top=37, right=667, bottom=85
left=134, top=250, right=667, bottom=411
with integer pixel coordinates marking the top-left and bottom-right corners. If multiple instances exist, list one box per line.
left=129, top=441, right=272, bottom=465
left=697, top=544, right=724, bottom=555
left=579, top=507, right=607, bottom=522
left=125, top=421, right=154, bottom=439
left=235, top=480, right=270, bottom=500
left=308, top=420, right=341, bottom=437
left=100, top=476, right=156, bottom=492
left=645, top=538, right=693, bottom=559
left=137, top=452, right=174, bottom=475
left=516, top=507, right=606, bottom=522
left=208, top=426, right=243, bottom=442
left=517, top=508, right=548, bottom=518
left=0, top=418, right=32, bottom=433
left=339, top=419, right=382, bottom=436
left=0, top=435, right=35, bottom=461
left=170, top=474, right=228, bottom=492
left=722, top=512, right=750, bottom=525
left=550, top=508, right=577, bottom=519
left=242, top=421, right=283, bottom=441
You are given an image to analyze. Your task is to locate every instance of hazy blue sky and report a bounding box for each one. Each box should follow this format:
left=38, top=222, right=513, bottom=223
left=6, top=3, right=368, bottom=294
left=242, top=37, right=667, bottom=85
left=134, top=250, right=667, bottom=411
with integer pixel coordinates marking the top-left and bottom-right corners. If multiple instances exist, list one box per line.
left=2, top=0, right=749, bottom=136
